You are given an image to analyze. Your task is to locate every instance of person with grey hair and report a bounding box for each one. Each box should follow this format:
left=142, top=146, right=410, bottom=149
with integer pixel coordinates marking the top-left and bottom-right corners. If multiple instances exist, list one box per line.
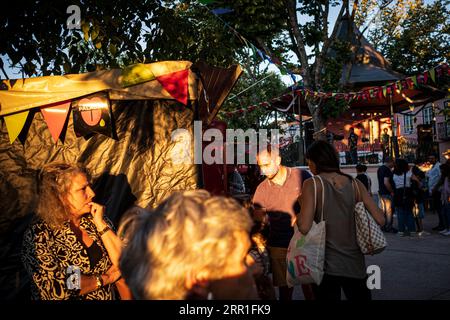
left=119, top=190, right=258, bottom=300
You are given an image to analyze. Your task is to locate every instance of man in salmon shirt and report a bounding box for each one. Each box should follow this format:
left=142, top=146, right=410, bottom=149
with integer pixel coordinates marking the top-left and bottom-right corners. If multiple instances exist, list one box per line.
left=252, top=146, right=312, bottom=300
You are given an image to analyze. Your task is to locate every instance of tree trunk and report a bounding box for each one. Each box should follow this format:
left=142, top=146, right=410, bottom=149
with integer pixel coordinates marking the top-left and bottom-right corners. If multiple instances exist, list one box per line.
left=308, top=101, right=327, bottom=141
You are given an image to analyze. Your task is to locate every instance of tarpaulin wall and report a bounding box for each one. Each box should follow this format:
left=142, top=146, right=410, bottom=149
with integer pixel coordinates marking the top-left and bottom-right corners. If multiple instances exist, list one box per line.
left=0, top=99, right=197, bottom=299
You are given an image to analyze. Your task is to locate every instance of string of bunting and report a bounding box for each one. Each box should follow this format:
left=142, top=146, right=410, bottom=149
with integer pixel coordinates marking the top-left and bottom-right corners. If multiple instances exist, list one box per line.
left=222, top=62, right=450, bottom=117
left=197, top=0, right=299, bottom=84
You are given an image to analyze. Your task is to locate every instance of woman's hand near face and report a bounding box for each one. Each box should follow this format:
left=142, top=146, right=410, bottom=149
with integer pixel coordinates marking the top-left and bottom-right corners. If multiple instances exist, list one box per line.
left=89, top=202, right=107, bottom=229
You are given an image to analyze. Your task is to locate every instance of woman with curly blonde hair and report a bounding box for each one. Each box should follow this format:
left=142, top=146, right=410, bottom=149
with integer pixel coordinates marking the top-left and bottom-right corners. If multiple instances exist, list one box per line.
left=119, top=190, right=258, bottom=300
left=22, top=162, right=130, bottom=300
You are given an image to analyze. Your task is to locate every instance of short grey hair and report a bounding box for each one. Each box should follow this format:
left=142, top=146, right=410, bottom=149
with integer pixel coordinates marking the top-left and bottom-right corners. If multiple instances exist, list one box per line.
left=119, top=190, right=253, bottom=300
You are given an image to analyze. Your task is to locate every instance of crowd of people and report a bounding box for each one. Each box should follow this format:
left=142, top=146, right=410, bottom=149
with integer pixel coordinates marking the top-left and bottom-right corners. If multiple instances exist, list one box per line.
left=21, top=142, right=449, bottom=301
left=376, top=154, right=450, bottom=237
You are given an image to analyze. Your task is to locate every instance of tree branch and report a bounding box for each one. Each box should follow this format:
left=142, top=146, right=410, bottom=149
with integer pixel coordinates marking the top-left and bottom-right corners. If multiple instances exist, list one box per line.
left=286, top=0, right=311, bottom=87
left=315, top=0, right=347, bottom=91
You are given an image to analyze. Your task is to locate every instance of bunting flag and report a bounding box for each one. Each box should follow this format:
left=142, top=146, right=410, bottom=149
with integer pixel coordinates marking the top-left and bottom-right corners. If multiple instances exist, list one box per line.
left=156, top=69, right=189, bottom=105
left=411, top=75, right=418, bottom=87
left=40, top=101, right=71, bottom=143
left=236, top=63, right=449, bottom=117
left=211, top=8, right=234, bottom=15
left=423, top=72, right=428, bottom=84
left=72, top=93, right=114, bottom=138
left=120, top=63, right=156, bottom=87
left=4, top=111, right=29, bottom=144
left=429, top=68, right=436, bottom=82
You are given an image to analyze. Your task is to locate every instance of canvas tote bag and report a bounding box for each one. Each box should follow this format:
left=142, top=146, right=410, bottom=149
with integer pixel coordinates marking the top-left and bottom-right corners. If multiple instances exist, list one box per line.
left=286, top=176, right=326, bottom=286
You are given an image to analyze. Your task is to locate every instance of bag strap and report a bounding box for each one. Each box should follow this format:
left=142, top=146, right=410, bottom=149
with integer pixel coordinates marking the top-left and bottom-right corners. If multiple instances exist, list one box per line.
left=352, top=179, right=360, bottom=203
left=316, top=175, right=325, bottom=222
left=312, top=176, right=317, bottom=216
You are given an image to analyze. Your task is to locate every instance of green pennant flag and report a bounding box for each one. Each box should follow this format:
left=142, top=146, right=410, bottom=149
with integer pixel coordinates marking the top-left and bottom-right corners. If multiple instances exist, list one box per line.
left=120, top=63, right=155, bottom=87
left=369, top=89, right=374, bottom=98
left=279, top=67, right=288, bottom=75
left=382, top=87, right=387, bottom=98
left=249, top=44, right=258, bottom=57
left=429, top=68, right=436, bottom=82
left=411, top=75, right=417, bottom=87
left=397, top=81, right=402, bottom=92
left=331, top=93, right=336, bottom=97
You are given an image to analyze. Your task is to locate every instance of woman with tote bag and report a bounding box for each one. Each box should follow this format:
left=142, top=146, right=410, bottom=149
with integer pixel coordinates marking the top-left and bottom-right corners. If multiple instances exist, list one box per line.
left=296, top=141, right=385, bottom=300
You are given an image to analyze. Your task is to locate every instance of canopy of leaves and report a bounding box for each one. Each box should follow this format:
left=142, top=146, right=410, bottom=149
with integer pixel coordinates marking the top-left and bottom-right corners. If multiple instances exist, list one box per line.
left=0, top=0, right=247, bottom=77
left=368, top=0, right=450, bottom=75
left=218, top=48, right=287, bottom=130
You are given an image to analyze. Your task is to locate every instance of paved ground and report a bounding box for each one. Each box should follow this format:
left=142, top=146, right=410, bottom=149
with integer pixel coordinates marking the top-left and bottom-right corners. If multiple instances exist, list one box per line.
left=290, top=212, right=450, bottom=300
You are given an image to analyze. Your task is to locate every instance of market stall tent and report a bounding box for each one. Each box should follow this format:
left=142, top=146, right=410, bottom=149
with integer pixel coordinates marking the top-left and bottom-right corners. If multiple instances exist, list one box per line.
left=0, top=60, right=242, bottom=299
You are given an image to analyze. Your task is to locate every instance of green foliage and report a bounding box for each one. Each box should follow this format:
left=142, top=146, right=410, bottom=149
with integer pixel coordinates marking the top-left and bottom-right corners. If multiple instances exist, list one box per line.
left=218, top=48, right=287, bottom=130
left=368, top=0, right=450, bottom=75
left=0, top=0, right=244, bottom=76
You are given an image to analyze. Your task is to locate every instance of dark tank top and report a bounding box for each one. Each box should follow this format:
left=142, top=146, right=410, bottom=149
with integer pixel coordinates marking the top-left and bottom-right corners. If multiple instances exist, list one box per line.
left=313, top=176, right=366, bottom=279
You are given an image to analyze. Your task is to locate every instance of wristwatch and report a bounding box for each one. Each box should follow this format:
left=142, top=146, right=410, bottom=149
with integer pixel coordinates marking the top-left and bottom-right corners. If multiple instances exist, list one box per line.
left=98, top=225, right=110, bottom=237
left=95, top=275, right=103, bottom=290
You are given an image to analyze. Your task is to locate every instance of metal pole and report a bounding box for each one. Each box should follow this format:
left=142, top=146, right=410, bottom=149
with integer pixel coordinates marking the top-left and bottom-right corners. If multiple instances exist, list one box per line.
left=297, top=95, right=304, bottom=165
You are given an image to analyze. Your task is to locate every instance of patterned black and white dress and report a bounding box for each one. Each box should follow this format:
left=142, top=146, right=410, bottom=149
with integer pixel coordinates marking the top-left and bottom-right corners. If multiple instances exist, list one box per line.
left=22, top=215, right=115, bottom=300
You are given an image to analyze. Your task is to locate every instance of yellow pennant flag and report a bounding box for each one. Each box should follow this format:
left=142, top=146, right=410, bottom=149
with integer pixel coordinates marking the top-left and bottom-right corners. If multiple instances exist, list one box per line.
left=4, top=111, right=30, bottom=144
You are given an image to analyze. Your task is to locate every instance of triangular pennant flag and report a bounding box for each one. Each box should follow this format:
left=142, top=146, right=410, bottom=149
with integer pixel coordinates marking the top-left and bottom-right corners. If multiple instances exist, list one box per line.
left=41, top=101, right=71, bottom=143
left=406, top=78, right=413, bottom=89
left=423, top=72, right=428, bottom=84
left=378, top=88, right=383, bottom=100
left=211, top=8, right=234, bottom=15
left=256, top=48, right=265, bottom=61
left=397, top=81, right=402, bottom=92
left=331, top=93, right=336, bottom=97
left=120, top=63, right=155, bottom=87
left=249, top=44, right=258, bottom=57
left=156, top=69, right=189, bottom=105
left=429, top=68, right=436, bottom=82
left=369, top=89, right=374, bottom=99
left=382, top=87, right=387, bottom=98
left=411, top=75, right=417, bottom=87
left=4, top=111, right=29, bottom=144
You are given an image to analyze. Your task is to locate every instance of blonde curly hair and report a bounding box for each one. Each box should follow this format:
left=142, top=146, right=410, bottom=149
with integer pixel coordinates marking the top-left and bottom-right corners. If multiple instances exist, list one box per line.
left=36, top=162, right=88, bottom=228
left=119, top=190, right=253, bottom=300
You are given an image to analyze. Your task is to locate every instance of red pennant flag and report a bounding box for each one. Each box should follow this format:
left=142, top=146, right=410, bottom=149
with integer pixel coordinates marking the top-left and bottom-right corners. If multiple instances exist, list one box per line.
left=423, top=72, right=428, bottom=84
left=41, top=101, right=71, bottom=143
left=156, top=69, right=189, bottom=105
left=387, top=86, right=392, bottom=95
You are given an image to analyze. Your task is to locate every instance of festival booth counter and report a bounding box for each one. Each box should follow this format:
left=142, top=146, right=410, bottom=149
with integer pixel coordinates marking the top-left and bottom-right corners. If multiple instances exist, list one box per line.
left=0, top=61, right=241, bottom=299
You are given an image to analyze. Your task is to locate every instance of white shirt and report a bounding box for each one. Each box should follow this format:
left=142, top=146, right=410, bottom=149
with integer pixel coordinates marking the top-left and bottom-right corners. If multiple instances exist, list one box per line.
left=426, top=162, right=441, bottom=192
left=393, top=171, right=412, bottom=188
